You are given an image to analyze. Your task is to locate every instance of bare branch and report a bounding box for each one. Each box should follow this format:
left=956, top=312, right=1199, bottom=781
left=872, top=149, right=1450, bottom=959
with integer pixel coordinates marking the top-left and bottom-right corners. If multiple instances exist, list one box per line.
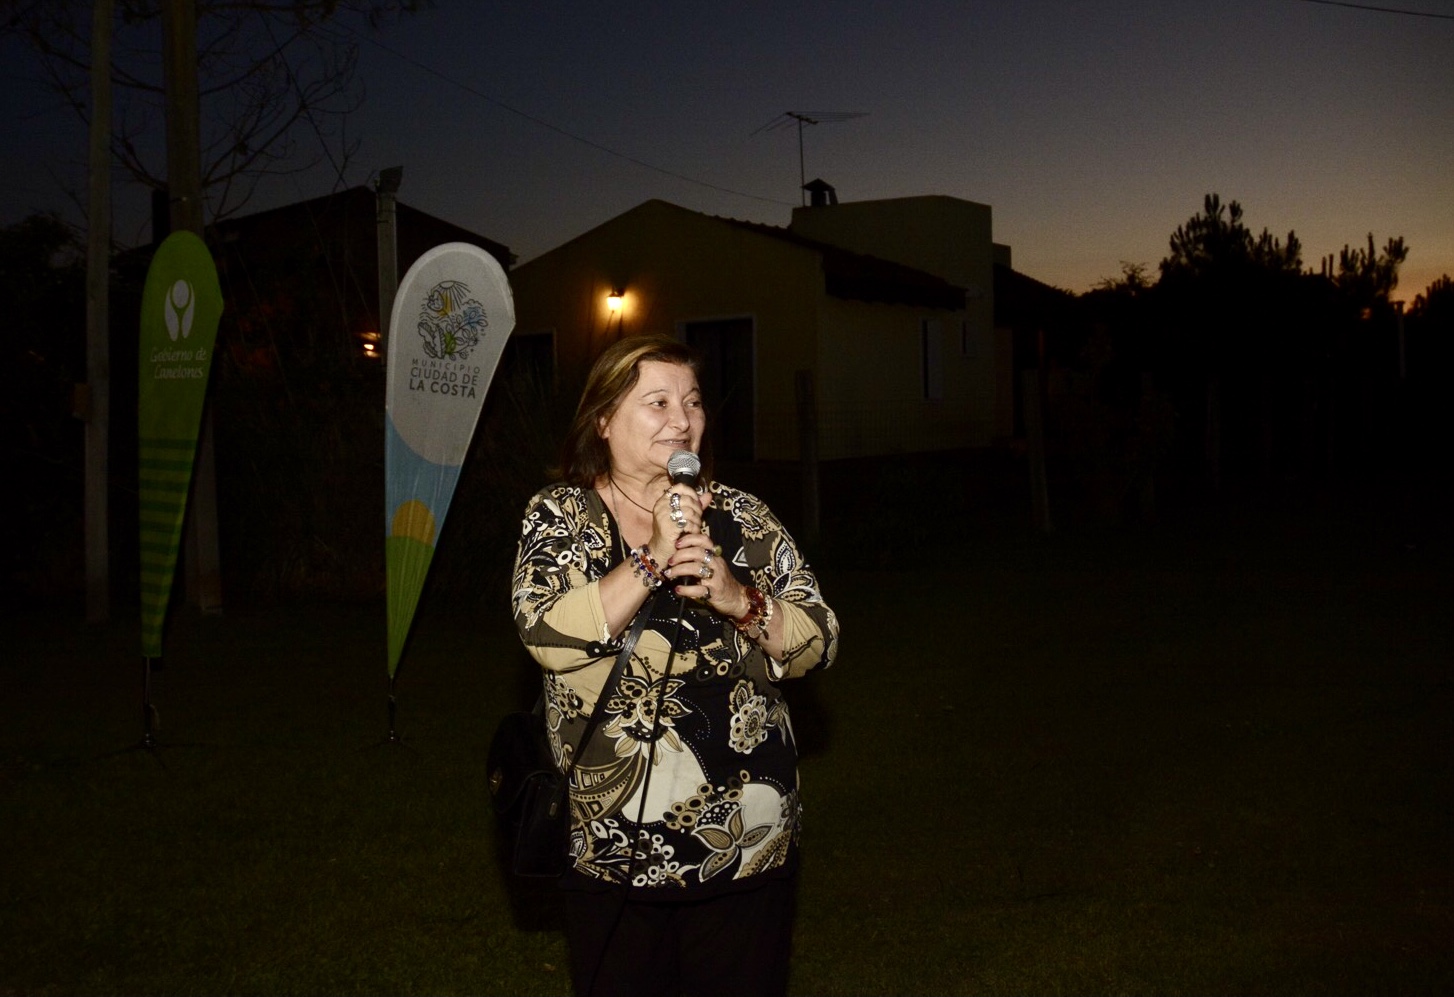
left=6, top=0, right=424, bottom=230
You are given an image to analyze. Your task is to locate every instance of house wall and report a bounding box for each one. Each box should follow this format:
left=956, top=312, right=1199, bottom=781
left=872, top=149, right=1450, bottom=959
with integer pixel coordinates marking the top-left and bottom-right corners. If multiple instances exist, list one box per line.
left=512, top=197, right=1014, bottom=462
left=790, top=195, right=993, bottom=294
left=815, top=298, right=1004, bottom=458
left=791, top=195, right=1009, bottom=446
left=510, top=200, right=825, bottom=460
left=992, top=325, right=1015, bottom=439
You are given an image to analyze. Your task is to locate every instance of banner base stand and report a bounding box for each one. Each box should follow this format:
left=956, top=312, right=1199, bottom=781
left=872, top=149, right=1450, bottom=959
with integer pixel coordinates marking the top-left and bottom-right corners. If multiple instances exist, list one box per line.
left=367, top=681, right=414, bottom=751
left=386, top=690, right=402, bottom=744
left=102, top=656, right=198, bottom=766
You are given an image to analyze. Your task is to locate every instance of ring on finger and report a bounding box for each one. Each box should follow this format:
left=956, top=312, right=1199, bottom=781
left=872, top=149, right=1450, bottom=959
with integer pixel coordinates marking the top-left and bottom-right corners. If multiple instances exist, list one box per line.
left=702, top=547, right=714, bottom=566
left=669, top=493, right=682, bottom=512
left=700, top=564, right=714, bottom=580
left=670, top=510, right=687, bottom=530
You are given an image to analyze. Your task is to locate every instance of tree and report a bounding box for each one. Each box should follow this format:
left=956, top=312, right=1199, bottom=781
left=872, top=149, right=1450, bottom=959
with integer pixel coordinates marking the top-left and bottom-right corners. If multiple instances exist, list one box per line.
left=1094, top=260, right=1153, bottom=296
left=1155, top=195, right=1326, bottom=486
left=1, top=213, right=87, bottom=594
left=4, top=0, right=426, bottom=613
left=1332, top=233, right=1409, bottom=312
left=1161, top=193, right=1303, bottom=279
left=0, top=213, right=86, bottom=383
left=1409, top=275, right=1453, bottom=322
left=1406, top=275, right=1453, bottom=401
left=1, top=0, right=426, bottom=226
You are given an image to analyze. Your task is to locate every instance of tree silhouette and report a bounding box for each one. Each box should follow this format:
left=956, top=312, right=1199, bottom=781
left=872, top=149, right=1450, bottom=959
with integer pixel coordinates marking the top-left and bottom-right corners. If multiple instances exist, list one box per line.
left=1095, top=261, right=1153, bottom=296
left=1332, top=233, right=1409, bottom=311
left=1161, top=193, right=1302, bottom=280
left=1, top=0, right=424, bottom=227
left=1410, top=275, right=1452, bottom=322
left=1405, top=275, right=1453, bottom=429
left=1153, top=195, right=1349, bottom=486
left=1, top=213, right=87, bottom=593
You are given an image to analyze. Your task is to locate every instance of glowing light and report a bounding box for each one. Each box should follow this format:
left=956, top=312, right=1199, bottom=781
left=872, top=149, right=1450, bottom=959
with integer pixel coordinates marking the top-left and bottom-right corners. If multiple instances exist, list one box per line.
left=606, top=289, right=624, bottom=313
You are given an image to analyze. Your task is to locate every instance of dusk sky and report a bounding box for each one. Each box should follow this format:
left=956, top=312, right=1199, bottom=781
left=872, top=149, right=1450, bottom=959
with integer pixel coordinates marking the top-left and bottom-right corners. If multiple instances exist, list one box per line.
left=3, top=0, right=1450, bottom=297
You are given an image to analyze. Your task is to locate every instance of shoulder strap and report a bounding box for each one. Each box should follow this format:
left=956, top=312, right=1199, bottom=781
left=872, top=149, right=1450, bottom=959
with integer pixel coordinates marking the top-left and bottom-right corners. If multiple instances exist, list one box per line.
left=559, top=589, right=658, bottom=777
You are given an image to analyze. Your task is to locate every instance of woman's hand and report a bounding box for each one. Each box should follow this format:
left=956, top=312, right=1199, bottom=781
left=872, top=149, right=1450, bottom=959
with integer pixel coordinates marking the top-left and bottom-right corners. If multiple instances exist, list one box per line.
left=646, top=482, right=711, bottom=566
left=664, top=528, right=752, bottom=621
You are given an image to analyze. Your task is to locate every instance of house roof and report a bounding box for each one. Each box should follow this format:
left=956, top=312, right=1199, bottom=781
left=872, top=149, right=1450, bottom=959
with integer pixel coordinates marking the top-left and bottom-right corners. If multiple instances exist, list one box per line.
left=993, top=262, right=1078, bottom=330
left=720, top=215, right=969, bottom=311
left=212, top=186, right=514, bottom=267
left=116, top=186, right=513, bottom=277
left=513, top=197, right=974, bottom=311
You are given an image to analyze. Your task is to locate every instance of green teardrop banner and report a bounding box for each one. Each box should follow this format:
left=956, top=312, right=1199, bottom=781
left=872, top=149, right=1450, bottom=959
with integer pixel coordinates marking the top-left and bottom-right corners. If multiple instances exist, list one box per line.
left=137, top=231, right=223, bottom=659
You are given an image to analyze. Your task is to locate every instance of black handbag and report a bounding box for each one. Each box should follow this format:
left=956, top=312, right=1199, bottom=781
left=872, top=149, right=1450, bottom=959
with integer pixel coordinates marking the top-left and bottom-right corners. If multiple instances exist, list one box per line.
left=486, top=705, right=571, bottom=877
left=487, top=600, right=654, bottom=877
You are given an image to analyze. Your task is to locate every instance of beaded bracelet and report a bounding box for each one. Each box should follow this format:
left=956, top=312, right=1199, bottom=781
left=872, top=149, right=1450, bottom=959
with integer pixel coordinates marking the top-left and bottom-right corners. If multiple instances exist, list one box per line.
left=757, top=592, right=775, bottom=637
left=731, top=586, right=774, bottom=639
left=628, top=545, right=664, bottom=589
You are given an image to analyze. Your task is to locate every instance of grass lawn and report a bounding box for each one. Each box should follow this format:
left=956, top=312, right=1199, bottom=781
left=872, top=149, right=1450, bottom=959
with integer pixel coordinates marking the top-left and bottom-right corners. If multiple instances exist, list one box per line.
left=4, top=501, right=1451, bottom=994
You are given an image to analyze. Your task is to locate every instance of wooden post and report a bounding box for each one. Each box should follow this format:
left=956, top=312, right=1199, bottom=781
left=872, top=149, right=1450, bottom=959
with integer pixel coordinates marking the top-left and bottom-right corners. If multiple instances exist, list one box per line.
left=1137, top=371, right=1158, bottom=522
left=164, top=0, right=223, bottom=612
left=376, top=167, right=403, bottom=356
left=162, top=0, right=202, bottom=235
left=1023, top=367, right=1052, bottom=534
left=84, top=0, right=113, bottom=623
left=1204, top=372, right=1221, bottom=492
left=1395, top=300, right=1406, bottom=381
left=795, top=369, right=820, bottom=546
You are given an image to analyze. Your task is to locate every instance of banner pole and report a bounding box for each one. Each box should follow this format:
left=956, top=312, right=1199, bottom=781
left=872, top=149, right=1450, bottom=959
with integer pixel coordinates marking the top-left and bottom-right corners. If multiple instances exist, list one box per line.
left=142, top=656, right=155, bottom=748
left=387, top=675, right=400, bottom=744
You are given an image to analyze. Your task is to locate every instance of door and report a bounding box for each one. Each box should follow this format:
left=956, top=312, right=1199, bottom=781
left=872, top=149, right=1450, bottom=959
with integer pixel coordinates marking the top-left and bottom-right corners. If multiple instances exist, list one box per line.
left=683, top=318, right=754, bottom=462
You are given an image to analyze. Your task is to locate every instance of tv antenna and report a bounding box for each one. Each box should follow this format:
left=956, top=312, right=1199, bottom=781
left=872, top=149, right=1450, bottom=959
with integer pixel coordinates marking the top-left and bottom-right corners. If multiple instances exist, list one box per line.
left=753, top=111, right=868, bottom=205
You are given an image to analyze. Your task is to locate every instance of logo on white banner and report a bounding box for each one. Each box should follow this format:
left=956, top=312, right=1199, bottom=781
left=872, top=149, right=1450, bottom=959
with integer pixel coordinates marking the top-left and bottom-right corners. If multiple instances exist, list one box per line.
left=417, top=280, right=487, bottom=362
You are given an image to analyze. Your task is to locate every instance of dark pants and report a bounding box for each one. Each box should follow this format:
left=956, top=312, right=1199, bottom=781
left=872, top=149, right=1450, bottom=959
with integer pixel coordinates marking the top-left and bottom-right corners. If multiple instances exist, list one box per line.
left=562, top=878, right=796, bottom=997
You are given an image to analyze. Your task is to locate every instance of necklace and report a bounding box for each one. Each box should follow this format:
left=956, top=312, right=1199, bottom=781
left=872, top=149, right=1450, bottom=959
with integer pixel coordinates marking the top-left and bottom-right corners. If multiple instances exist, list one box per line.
left=609, top=475, right=654, bottom=515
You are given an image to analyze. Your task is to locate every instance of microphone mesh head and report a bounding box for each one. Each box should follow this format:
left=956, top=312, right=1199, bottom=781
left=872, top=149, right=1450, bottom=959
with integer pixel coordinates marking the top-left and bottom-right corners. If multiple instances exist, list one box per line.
left=667, top=450, right=701, bottom=484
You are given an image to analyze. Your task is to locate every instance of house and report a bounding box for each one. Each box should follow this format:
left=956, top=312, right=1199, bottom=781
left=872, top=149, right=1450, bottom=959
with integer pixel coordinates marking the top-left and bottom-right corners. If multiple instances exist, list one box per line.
left=508, top=190, right=1015, bottom=462
left=204, top=186, right=514, bottom=367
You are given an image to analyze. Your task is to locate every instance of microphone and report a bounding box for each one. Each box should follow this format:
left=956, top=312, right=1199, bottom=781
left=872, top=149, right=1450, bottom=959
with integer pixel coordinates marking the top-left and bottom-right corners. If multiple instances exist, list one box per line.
left=667, top=450, right=701, bottom=487
left=665, top=450, right=704, bottom=590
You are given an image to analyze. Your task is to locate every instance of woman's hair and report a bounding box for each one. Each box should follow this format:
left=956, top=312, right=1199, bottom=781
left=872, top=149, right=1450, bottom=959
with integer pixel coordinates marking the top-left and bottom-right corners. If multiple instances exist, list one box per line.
left=558, top=334, right=712, bottom=488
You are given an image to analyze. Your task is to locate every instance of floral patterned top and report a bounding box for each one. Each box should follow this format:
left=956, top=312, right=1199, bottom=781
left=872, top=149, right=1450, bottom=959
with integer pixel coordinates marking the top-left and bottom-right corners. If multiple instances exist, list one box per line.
left=511, top=481, right=838, bottom=896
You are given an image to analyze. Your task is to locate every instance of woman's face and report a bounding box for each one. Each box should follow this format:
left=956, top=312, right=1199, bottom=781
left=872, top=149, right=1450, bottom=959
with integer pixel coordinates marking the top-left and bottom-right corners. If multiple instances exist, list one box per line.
left=598, top=360, right=705, bottom=480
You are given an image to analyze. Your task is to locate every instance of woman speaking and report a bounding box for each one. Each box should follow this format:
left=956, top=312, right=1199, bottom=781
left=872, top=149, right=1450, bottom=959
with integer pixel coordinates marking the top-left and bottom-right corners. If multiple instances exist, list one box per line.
left=511, top=334, right=838, bottom=996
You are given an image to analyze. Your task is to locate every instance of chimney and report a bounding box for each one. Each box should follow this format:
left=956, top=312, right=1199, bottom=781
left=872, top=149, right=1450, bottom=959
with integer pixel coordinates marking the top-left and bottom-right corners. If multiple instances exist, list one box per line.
left=803, top=178, right=838, bottom=208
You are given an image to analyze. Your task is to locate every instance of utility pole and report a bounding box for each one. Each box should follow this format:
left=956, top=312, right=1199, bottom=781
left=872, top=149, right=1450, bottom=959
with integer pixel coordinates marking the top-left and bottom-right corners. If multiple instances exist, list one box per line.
left=84, top=0, right=113, bottom=623
left=164, top=0, right=223, bottom=611
left=376, top=166, right=403, bottom=357
left=162, top=0, right=202, bottom=233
